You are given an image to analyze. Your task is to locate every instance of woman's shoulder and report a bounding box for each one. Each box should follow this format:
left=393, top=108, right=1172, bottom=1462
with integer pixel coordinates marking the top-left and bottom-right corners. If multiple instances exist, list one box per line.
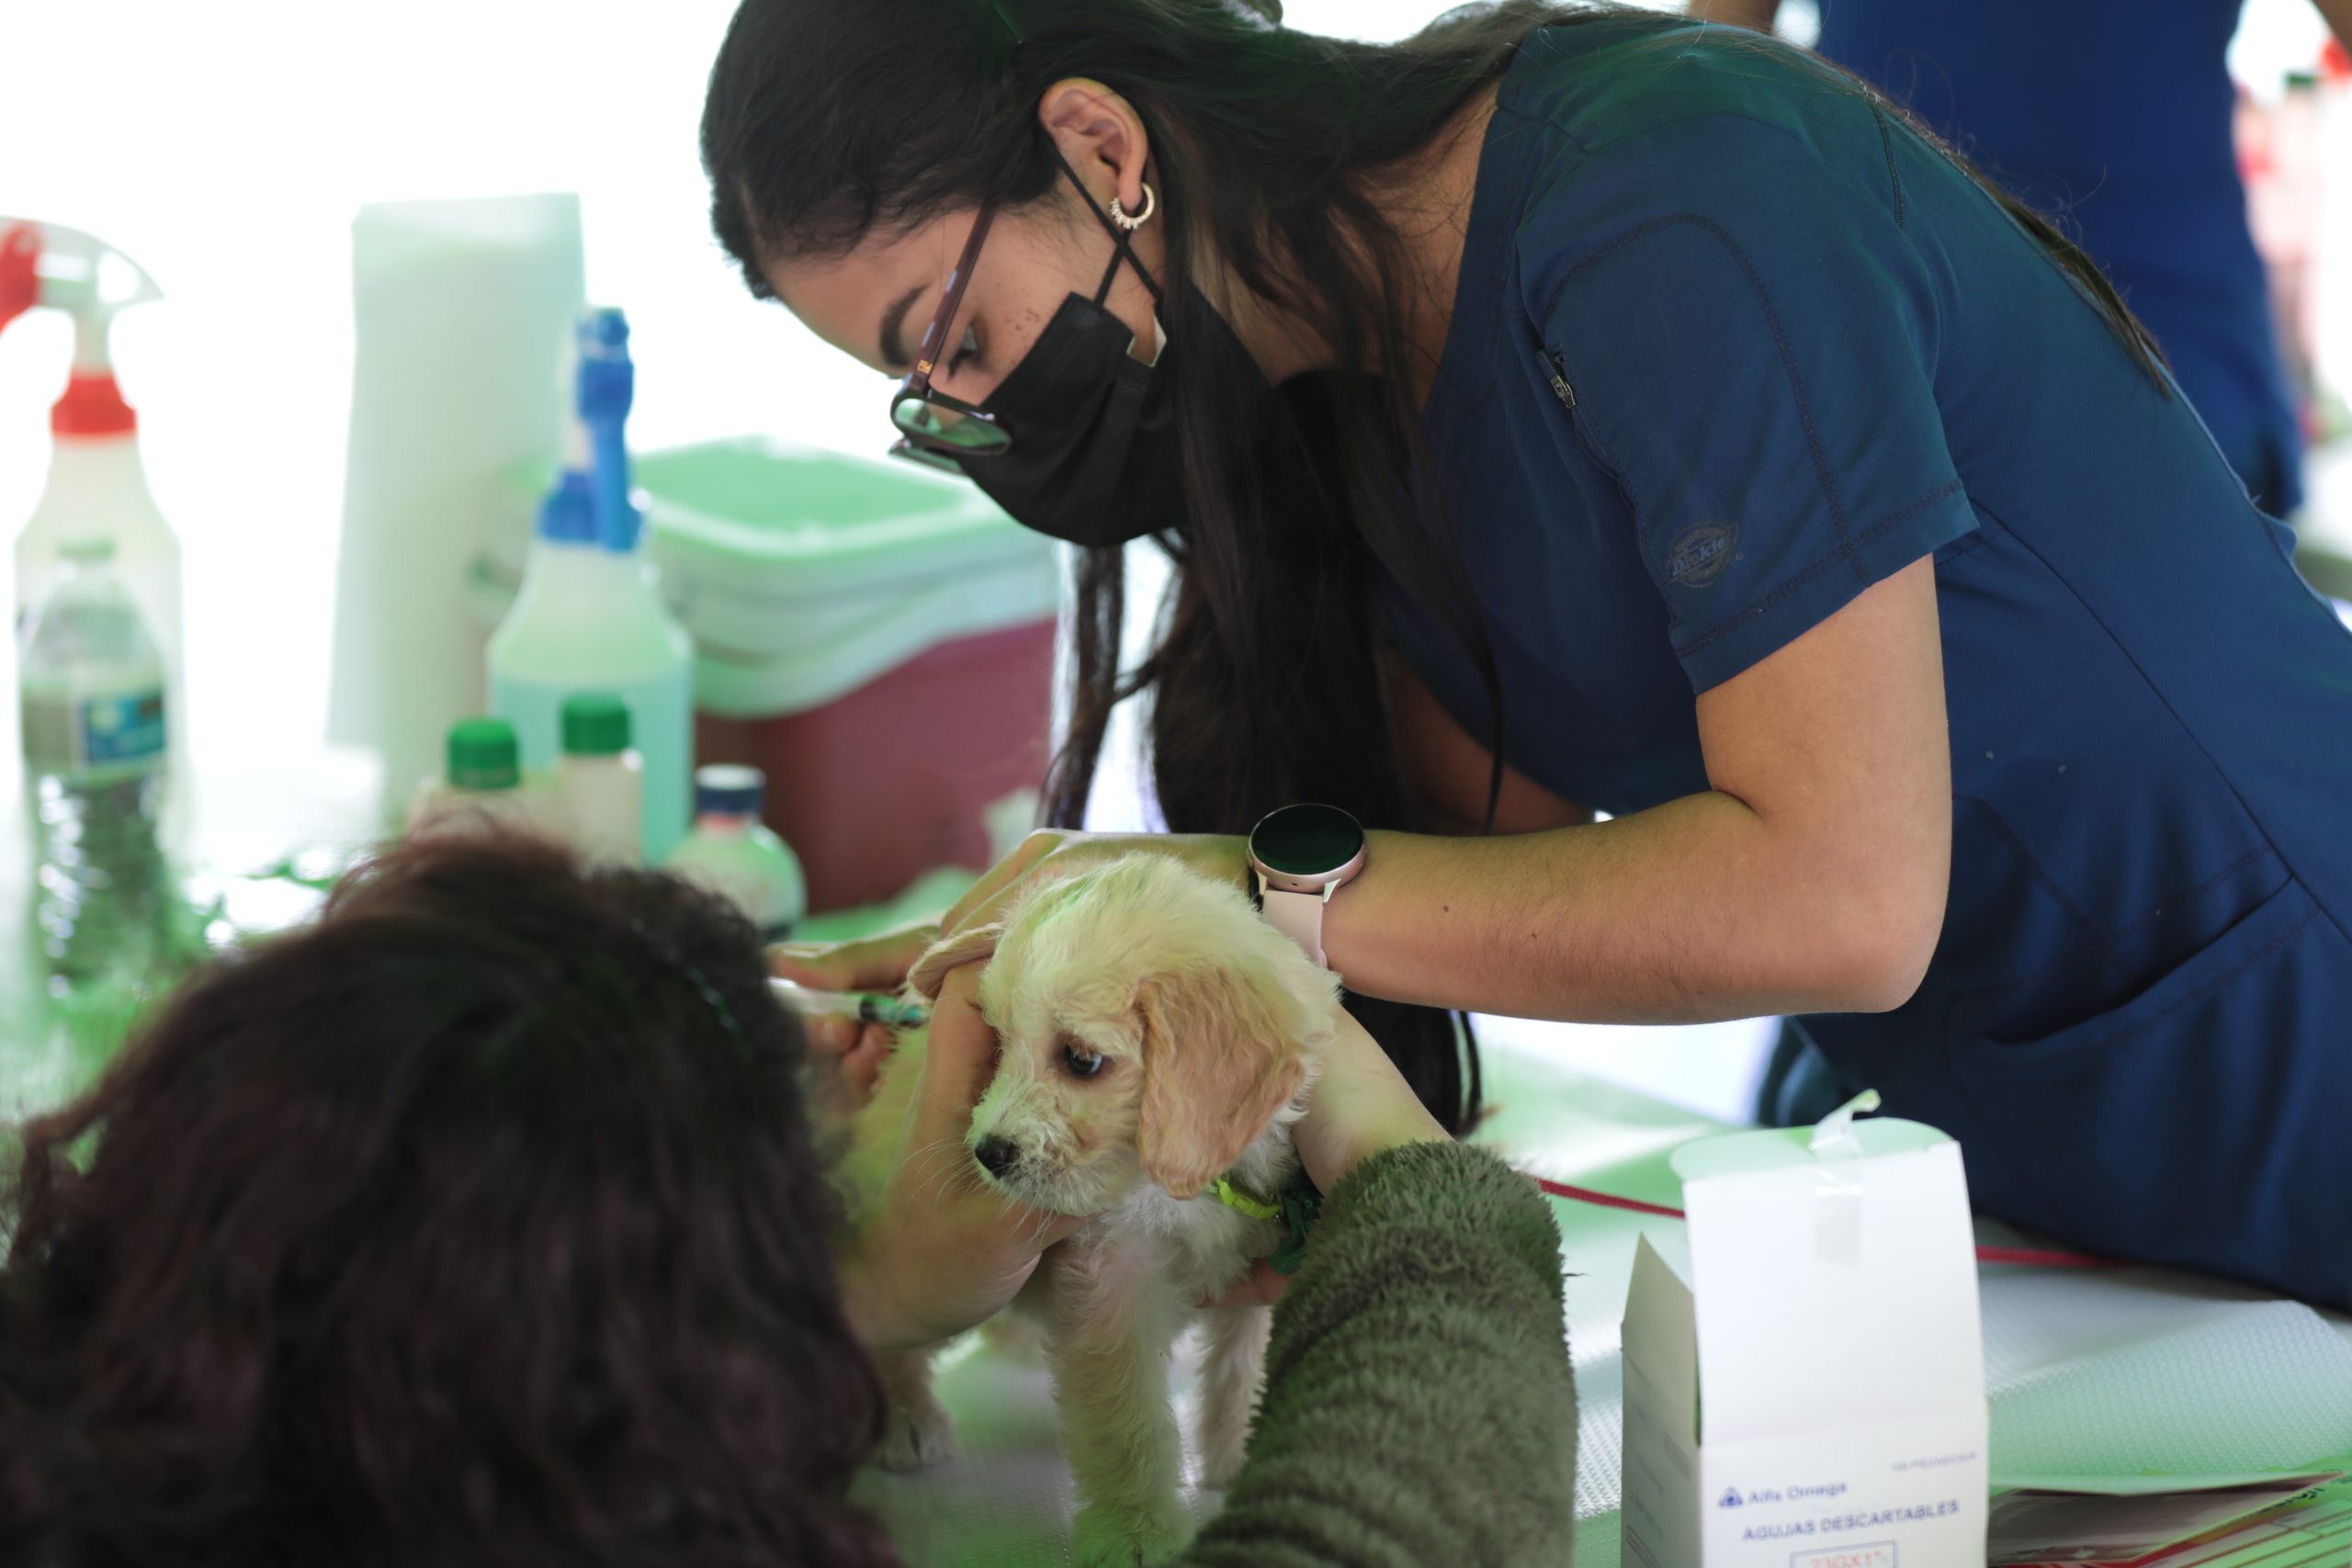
left=1489, top=20, right=1910, bottom=304
left=1499, top=15, right=1868, bottom=159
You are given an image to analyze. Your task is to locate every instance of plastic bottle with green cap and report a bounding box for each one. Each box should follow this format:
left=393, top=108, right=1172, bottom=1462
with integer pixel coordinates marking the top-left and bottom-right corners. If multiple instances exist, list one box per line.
left=407, top=716, right=549, bottom=840
left=558, top=692, right=643, bottom=864
left=447, top=718, right=520, bottom=789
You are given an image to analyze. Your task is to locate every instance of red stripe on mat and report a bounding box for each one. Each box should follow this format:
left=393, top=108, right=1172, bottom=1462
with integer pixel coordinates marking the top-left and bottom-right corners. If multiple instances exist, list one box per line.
left=1530, top=1175, right=2117, bottom=1269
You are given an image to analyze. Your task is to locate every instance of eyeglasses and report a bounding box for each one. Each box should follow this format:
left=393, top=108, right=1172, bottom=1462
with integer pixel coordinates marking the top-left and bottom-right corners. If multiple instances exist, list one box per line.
left=888, top=206, right=1012, bottom=470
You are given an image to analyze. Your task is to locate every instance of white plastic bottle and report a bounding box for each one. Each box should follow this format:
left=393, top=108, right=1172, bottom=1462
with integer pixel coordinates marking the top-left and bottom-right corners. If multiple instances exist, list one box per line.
left=490, top=532, right=690, bottom=862
left=406, top=717, right=552, bottom=840
left=558, top=693, right=643, bottom=864
left=664, top=764, right=807, bottom=937
left=2, top=220, right=186, bottom=786
left=17, top=402, right=181, bottom=671
left=490, top=307, right=693, bottom=863
left=17, top=536, right=171, bottom=986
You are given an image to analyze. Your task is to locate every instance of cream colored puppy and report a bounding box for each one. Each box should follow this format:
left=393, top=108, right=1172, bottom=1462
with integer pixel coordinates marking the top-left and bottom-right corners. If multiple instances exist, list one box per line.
left=842, top=852, right=1343, bottom=1568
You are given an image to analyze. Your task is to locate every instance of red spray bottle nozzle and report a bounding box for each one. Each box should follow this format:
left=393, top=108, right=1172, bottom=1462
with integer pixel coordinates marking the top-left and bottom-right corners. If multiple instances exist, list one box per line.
left=0, top=223, right=39, bottom=335
left=0, top=220, right=163, bottom=438
left=0, top=218, right=163, bottom=371
left=53, top=373, right=135, bottom=436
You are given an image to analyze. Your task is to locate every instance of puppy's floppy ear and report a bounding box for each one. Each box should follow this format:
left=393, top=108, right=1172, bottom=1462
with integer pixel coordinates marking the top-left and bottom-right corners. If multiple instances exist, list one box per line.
left=1135, top=966, right=1311, bottom=1200
left=907, top=922, right=1006, bottom=1001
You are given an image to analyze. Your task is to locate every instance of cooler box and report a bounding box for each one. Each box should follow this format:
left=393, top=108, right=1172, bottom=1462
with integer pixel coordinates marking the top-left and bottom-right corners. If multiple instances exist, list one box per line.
left=477, top=436, right=1062, bottom=911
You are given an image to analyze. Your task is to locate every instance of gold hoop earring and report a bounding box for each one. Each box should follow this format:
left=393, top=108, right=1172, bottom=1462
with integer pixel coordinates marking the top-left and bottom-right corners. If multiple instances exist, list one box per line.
left=1108, top=183, right=1158, bottom=232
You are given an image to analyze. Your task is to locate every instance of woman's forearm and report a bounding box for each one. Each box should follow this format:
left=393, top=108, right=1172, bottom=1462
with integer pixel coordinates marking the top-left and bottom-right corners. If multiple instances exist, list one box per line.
left=1324, top=795, right=1938, bottom=1023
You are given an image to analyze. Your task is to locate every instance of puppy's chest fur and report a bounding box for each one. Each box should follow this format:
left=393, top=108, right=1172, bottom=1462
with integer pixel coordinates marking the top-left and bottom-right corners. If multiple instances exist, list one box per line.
left=1072, top=1121, right=1298, bottom=1302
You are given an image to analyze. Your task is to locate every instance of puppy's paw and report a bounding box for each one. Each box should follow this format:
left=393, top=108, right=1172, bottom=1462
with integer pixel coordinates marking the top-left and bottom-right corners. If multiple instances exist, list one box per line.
left=873, top=1393, right=957, bottom=1472
left=1072, top=1500, right=1192, bottom=1568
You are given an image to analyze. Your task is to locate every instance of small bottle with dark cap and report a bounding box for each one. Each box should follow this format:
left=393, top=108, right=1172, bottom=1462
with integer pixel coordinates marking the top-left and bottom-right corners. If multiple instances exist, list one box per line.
left=662, top=764, right=806, bottom=938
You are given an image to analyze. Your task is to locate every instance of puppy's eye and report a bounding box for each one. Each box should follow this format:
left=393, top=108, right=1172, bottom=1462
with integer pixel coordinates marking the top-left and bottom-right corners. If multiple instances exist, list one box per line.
left=1061, top=1043, right=1106, bottom=1078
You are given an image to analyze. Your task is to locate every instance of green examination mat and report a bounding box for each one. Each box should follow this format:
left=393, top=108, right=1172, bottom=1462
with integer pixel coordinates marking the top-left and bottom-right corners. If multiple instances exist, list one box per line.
left=859, top=1031, right=2352, bottom=1568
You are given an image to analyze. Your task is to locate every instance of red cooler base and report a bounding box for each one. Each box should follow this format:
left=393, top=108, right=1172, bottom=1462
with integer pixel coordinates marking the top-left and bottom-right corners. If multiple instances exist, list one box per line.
left=695, top=620, right=1058, bottom=915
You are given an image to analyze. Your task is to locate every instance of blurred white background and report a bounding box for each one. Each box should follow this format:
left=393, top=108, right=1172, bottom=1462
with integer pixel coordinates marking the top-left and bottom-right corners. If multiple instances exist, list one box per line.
left=3, top=1, right=2346, bottom=1120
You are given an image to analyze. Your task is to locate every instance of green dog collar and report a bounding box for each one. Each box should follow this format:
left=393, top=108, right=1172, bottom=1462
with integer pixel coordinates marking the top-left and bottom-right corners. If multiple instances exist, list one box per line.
left=1211, top=1171, right=1324, bottom=1275
left=1211, top=1176, right=1281, bottom=1221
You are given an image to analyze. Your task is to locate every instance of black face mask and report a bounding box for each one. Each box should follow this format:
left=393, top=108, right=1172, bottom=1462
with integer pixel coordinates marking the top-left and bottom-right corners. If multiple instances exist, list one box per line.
left=955, top=163, right=1272, bottom=547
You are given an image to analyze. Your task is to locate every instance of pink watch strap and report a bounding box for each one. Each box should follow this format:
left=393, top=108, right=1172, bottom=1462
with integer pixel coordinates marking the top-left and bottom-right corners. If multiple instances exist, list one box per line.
left=1259, top=882, right=1330, bottom=970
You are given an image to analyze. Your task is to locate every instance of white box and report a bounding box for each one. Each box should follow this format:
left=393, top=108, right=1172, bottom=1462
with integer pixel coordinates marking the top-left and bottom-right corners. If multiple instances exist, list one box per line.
left=1623, top=1103, right=1990, bottom=1568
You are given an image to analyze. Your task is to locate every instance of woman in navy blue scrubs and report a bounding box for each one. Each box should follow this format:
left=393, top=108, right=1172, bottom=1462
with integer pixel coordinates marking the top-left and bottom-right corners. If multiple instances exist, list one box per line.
left=707, top=2, right=2352, bottom=1308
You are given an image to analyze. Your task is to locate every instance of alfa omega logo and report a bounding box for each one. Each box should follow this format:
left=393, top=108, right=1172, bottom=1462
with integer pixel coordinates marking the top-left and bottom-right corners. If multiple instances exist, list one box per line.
left=1719, top=1488, right=1745, bottom=1509
left=1668, top=520, right=1739, bottom=588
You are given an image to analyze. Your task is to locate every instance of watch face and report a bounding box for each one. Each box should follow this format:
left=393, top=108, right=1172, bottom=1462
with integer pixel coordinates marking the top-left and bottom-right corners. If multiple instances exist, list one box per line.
left=1251, top=804, right=1365, bottom=877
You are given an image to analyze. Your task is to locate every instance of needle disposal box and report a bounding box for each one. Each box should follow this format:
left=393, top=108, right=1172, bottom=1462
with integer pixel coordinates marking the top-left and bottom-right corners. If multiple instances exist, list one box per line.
left=1622, top=1099, right=1990, bottom=1568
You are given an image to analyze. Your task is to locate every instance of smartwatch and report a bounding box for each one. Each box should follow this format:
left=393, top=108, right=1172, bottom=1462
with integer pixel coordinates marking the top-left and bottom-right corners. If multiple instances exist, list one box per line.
left=1246, top=804, right=1367, bottom=970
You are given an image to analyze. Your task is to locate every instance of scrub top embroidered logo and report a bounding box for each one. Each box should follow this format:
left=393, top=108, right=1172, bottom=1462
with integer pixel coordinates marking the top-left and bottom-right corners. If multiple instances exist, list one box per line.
left=1667, top=519, right=1738, bottom=588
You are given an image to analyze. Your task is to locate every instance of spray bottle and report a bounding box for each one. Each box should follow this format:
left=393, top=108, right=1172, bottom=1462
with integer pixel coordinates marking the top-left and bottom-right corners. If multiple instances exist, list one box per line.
left=0, top=220, right=184, bottom=732
left=489, top=307, right=694, bottom=863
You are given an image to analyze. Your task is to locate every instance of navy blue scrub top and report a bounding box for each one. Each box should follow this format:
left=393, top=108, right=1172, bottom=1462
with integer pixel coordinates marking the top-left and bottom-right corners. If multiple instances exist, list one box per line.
left=1815, top=0, right=2305, bottom=515
left=1387, top=18, right=2352, bottom=1307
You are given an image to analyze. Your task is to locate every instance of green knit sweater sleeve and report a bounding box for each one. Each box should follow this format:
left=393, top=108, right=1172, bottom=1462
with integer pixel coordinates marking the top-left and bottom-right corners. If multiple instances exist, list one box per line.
left=1178, top=1140, right=1577, bottom=1568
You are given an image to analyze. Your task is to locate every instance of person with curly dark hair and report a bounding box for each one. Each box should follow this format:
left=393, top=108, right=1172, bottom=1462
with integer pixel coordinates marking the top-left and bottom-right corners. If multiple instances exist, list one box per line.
left=0, top=836, right=899, bottom=1568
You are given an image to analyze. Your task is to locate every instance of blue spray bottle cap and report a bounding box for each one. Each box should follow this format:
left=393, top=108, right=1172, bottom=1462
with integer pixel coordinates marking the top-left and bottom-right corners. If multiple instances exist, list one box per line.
left=536, top=306, right=596, bottom=544
left=536, top=468, right=596, bottom=543
left=575, top=307, right=642, bottom=553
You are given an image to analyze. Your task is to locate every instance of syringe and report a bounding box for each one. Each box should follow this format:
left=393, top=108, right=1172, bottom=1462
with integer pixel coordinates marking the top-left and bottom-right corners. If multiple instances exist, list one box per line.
left=768, top=978, right=930, bottom=1031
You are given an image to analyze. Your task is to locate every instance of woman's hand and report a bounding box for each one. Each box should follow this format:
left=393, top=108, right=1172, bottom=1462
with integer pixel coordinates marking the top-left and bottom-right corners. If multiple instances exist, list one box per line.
left=1205, top=1007, right=1454, bottom=1309
left=835, top=963, right=1094, bottom=1353
left=1292, top=1005, right=1453, bottom=1197
left=940, top=829, right=1250, bottom=938
left=772, top=922, right=940, bottom=999
left=771, top=830, right=1249, bottom=1009
left=772, top=928, right=937, bottom=1117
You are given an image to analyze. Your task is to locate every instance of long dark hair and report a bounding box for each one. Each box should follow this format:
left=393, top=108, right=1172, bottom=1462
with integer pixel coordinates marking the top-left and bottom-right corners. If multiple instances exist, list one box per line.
left=700, top=0, right=2163, bottom=1132
left=0, top=837, right=896, bottom=1568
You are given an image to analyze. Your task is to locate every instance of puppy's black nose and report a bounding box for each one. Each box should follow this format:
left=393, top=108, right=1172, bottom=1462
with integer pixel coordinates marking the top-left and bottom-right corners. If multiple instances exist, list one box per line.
left=974, top=1136, right=1020, bottom=1178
